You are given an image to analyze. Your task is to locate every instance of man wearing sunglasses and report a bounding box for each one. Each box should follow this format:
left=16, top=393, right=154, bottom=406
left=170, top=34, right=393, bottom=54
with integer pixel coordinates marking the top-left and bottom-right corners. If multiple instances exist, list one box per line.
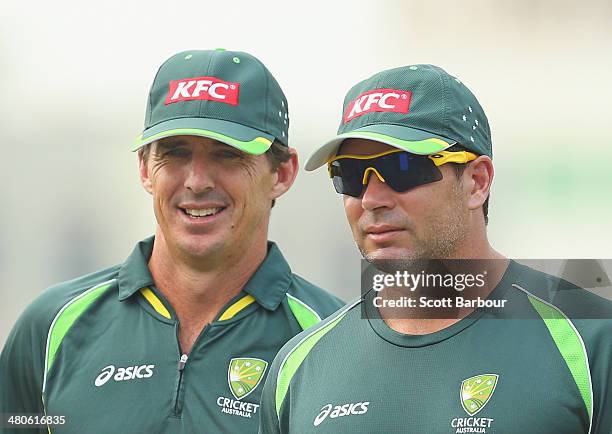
left=259, top=65, right=612, bottom=433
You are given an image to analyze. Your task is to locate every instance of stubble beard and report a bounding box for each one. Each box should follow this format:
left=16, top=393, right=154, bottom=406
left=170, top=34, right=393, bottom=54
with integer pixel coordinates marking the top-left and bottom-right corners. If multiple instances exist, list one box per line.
left=360, top=183, right=469, bottom=268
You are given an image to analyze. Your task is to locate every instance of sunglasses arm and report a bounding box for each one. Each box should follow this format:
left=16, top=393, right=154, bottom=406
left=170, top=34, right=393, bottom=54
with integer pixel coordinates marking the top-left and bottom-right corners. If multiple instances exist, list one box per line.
left=428, top=151, right=478, bottom=167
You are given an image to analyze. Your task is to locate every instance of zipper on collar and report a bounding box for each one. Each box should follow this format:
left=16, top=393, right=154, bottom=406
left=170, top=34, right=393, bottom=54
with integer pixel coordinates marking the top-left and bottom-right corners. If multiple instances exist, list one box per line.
left=178, top=354, right=188, bottom=371
left=174, top=354, right=189, bottom=416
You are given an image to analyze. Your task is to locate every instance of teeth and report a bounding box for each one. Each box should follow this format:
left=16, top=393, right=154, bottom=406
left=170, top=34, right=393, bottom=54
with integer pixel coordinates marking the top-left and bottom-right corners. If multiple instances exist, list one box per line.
left=184, top=207, right=222, bottom=217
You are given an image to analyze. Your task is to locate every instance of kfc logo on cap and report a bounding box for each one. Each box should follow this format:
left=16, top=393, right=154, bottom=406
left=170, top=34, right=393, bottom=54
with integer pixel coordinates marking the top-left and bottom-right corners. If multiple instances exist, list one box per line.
left=344, top=88, right=412, bottom=123
left=165, top=76, right=240, bottom=106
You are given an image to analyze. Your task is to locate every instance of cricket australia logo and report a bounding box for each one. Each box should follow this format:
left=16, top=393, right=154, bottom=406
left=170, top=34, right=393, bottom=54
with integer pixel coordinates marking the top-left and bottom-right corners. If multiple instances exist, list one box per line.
left=461, top=374, right=498, bottom=416
left=228, top=357, right=268, bottom=400
left=216, top=357, right=268, bottom=419
left=450, top=374, right=498, bottom=433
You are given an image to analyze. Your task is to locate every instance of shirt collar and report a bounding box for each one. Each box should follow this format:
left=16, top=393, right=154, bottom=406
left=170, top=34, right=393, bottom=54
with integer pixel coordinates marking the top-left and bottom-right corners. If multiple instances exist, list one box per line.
left=117, top=236, right=156, bottom=301
left=117, top=237, right=292, bottom=310
left=242, top=241, right=292, bottom=310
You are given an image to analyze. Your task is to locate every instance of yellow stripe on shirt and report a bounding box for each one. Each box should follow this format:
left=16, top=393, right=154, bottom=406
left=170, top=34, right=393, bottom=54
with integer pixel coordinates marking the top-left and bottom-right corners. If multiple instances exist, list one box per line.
left=140, top=287, right=171, bottom=319
left=219, top=295, right=256, bottom=321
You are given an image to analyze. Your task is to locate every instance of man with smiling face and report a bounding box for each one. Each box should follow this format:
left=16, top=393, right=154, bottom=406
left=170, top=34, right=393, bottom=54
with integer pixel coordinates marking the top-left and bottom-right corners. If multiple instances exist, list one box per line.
left=259, top=65, right=612, bottom=433
left=0, top=49, right=343, bottom=434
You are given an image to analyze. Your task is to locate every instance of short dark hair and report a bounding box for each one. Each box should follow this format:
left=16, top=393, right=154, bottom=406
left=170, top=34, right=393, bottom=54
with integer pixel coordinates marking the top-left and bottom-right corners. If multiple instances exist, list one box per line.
left=265, top=140, right=292, bottom=208
left=138, top=143, right=151, bottom=162
left=265, top=140, right=292, bottom=171
left=138, top=139, right=291, bottom=208
left=446, top=144, right=489, bottom=225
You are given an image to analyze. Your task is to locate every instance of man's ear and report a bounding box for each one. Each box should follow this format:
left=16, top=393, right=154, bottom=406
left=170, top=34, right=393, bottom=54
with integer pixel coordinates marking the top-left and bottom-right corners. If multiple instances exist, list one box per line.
left=138, top=149, right=153, bottom=195
left=466, top=156, right=493, bottom=210
left=270, top=147, right=299, bottom=201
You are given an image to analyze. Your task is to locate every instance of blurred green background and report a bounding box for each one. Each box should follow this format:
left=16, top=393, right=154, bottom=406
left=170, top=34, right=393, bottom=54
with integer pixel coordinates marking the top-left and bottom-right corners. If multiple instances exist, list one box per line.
left=1, top=0, right=611, bottom=344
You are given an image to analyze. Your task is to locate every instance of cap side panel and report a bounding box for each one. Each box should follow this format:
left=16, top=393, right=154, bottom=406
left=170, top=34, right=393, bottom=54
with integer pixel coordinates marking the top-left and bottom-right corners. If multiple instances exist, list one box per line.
left=146, top=63, right=168, bottom=129
left=254, top=56, right=270, bottom=144
left=251, top=56, right=272, bottom=143
left=438, top=67, right=452, bottom=140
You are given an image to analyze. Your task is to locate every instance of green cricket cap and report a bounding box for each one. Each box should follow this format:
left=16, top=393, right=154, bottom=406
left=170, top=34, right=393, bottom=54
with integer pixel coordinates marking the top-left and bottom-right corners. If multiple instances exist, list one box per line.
left=133, top=49, right=289, bottom=154
left=305, top=64, right=492, bottom=170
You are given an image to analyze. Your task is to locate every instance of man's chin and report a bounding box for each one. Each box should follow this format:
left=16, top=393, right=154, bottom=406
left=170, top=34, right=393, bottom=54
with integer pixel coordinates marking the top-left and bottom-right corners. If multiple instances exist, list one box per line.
left=363, top=247, right=442, bottom=276
left=175, top=235, right=225, bottom=260
left=362, top=245, right=423, bottom=262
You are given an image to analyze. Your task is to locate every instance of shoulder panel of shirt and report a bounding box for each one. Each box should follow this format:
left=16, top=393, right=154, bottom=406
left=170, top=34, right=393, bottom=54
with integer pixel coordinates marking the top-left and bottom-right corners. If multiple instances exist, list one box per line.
left=1, top=263, right=120, bottom=414
left=509, top=260, right=612, bottom=433
left=264, top=298, right=362, bottom=420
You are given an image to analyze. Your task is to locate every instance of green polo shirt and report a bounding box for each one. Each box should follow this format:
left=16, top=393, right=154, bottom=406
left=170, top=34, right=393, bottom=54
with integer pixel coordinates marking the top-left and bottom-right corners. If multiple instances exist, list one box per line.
left=0, top=237, right=344, bottom=434
left=259, top=260, right=612, bottom=434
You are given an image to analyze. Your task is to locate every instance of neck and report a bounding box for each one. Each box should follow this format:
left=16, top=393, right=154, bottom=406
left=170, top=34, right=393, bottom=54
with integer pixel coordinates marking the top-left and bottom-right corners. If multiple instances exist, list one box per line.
left=148, top=229, right=267, bottom=347
left=449, top=215, right=502, bottom=260
left=381, top=225, right=508, bottom=335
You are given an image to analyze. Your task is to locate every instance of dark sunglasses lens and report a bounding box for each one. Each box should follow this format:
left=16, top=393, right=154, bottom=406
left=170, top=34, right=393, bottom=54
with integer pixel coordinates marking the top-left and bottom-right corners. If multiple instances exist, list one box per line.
left=330, top=160, right=364, bottom=197
left=381, top=152, right=442, bottom=192
left=329, top=152, right=443, bottom=197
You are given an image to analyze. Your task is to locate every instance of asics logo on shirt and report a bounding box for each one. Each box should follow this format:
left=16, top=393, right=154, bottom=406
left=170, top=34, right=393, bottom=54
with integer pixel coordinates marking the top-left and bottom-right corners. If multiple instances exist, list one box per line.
left=313, top=401, right=370, bottom=426
left=94, top=364, right=155, bottom=387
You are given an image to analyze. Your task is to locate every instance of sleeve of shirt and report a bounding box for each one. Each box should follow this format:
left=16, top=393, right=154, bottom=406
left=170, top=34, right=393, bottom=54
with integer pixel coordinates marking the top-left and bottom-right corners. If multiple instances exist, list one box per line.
left=536, top=273, right=612, bottom=434
left=258, top=342, right=290, bottom=434
left=581, top=318, right=612, bottom=434
left=0, top=279, right=80, bottom=434
left=0, top=301, right=49, bottom=434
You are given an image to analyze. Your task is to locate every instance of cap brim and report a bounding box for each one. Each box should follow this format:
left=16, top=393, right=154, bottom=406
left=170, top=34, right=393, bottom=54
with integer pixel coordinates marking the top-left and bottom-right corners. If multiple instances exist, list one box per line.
left=304, top=124, right=456, bottom=171
left=132, top=117, right=275, bottom=155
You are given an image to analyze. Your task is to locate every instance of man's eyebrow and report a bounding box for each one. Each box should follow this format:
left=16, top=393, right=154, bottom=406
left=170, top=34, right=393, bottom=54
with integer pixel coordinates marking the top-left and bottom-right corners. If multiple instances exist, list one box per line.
left=155, top=138, right=189, bottom=151
left=209, top=141, right=248, bottom=157
left=210, top=140, right=239, bottom=150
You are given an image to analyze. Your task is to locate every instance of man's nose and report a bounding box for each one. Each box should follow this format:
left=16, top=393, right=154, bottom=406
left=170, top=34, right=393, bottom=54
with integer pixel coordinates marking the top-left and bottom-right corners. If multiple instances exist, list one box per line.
left=185, top=156, right=214, bottom=194
left=361, top=169, right=395, bottom=210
